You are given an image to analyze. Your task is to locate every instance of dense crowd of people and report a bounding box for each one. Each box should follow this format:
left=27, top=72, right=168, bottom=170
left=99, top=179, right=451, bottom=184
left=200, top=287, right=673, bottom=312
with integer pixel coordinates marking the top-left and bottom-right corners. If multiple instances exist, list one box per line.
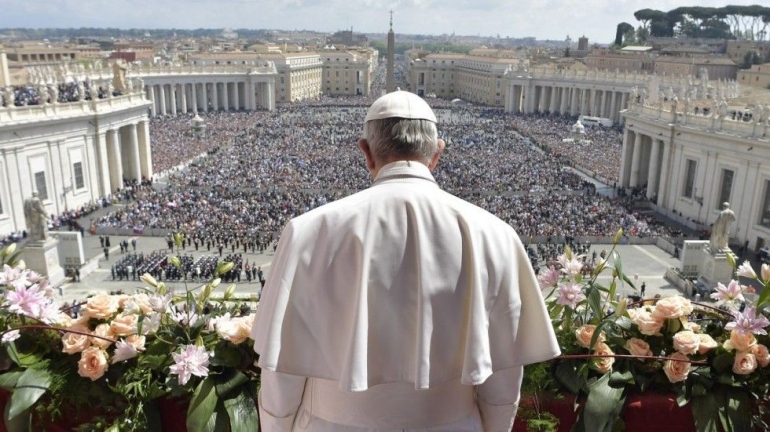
left=1, top=81, right=122, bottom=107
left=95, top=105, right=682, bottom=243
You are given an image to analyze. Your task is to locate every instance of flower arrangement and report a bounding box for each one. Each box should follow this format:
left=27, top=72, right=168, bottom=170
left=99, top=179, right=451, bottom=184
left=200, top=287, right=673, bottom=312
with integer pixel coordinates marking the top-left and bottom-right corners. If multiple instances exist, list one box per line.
left=0, top=240, right=260, bottom=432
left=520, top=230, right=770, bottom=432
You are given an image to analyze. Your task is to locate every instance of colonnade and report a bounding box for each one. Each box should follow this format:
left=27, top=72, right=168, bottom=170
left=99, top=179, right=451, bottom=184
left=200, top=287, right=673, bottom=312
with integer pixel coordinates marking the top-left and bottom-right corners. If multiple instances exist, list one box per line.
left=145, top=80, right=275, bottom=117
left=94, top=120, right=152, bottom=194
left=619, top=128, right=670, bottom=207
left=506, top=83, right=629, bottom=124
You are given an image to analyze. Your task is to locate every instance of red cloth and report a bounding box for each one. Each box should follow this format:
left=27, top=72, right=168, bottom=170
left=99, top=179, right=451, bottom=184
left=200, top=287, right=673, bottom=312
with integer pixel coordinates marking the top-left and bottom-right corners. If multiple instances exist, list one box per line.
left=513, top=392, right=696, bottom=432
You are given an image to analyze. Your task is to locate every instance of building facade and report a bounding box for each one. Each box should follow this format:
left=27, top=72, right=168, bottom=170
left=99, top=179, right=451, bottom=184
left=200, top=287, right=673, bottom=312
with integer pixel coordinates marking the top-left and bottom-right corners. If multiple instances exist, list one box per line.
left=620, top=101, right=770, bottom=251
left=738, top=63, right=770, bottom=89
left=0, top=85, right=151, bottom=237
left=131, top=63, right=278, bottom=115
left=321, top=48, right=375, bottom=96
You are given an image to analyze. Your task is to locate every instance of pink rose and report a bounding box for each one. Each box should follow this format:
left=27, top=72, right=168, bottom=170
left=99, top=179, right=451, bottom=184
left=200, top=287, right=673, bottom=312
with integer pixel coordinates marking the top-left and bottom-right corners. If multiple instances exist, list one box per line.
left=624, top=338, right=652, bottom=359
left=61, top=325, right=91, bottom=354
left=663, top=352, right=691, bottom=383
left=697, top=334, right=718, bottom=354
left=592, top=343, right=615, bottom=374
left=723, top=330, right=757, bottom=352
left=673, top=331, right=700, bottom=355
left=750, top=344, right=770, bottom=367
left=90, top=323, right=115, bottom=349
left=631, top=309, right=665, bottom=335
left=110, top=313, right=138, bottom=336
left=78, top=347, right=108, bottom=381
left=575, top=324, right=605, bottom=349
left=652, top=296, right=692, bottom=320
left=83, top=294, right=119, bottom=320
left=733, top=352, right=758, bottom=375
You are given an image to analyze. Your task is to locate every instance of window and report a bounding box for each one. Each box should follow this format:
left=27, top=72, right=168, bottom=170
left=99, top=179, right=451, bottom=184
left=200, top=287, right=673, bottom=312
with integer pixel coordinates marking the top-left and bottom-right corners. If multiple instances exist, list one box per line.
left=34, top=171, right=48, bottom=200
left=683, top=160, right=696, bottom=199
left=761, top=180, right=770, bottom=229
left=73, top=162, right=85, bottom=189
left=717, top=169, right=734, bottom=209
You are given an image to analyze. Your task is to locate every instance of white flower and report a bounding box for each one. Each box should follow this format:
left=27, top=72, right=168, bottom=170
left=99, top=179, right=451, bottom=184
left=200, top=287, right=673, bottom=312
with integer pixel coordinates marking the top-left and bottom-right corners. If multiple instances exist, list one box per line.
left=111, top=340, right=139, bottom=364
left=148, top=293, right=173, bottom=313
left=1, top=330, right=20, bottom=344
left=169, top=345, right=211, bottom=386
left=121, top=299, right=140, bottom=315
left=737, top=261, right=757, bottom=279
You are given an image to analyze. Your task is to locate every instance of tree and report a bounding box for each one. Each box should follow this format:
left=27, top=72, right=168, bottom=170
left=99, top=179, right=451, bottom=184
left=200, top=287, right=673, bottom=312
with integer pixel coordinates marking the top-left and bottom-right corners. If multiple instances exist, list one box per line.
left=615, top=22, right=634, bottom=46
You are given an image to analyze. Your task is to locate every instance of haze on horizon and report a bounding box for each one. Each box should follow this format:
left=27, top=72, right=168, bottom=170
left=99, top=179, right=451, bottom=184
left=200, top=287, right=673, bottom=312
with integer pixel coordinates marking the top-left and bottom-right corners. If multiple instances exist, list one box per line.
left=0, top=0, right=764, bottom=43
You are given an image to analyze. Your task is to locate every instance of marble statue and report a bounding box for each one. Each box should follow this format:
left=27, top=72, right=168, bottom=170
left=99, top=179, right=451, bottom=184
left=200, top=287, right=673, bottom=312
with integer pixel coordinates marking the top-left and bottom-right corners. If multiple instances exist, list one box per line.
left=49, top=85, right=59, bottom=104
left=112, top=61, right=128, bottom=92
left=753, top=103, right=763, bottom=125
left=126, top=77, right=134, bottom=91
left=717, top=99, right=728, bottom=119
left=710, top=203, right=735, bottom=252
left=23, top=192, right=49, bottom=243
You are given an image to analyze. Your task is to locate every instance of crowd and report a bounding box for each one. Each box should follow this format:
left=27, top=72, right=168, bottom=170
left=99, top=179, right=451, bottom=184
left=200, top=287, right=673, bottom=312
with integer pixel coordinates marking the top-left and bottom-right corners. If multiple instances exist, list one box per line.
left=1, top=81, right=122, bottom=108
left=94, top=105, right=683, bottom=243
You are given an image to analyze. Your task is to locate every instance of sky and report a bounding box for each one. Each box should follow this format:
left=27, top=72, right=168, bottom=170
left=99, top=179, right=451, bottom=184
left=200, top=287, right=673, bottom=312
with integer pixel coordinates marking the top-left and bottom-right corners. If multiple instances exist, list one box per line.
left=0, top=0, right=764, bottom=43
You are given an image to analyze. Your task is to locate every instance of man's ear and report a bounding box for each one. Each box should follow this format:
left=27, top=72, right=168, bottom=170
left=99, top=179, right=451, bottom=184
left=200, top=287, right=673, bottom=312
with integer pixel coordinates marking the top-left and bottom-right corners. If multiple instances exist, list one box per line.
left=428, top=139, right=445, bottom=170
left=358, top=139, right=376, bottom=171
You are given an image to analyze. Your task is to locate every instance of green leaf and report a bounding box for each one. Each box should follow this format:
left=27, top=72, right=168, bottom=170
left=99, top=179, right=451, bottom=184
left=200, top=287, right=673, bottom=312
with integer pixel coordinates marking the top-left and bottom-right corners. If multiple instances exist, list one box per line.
left=215, top=371, right=249, bottom=400
left=609, top=370, right=634, bottom=386
left=691, top=393, right=720, bottom=432
left=223, top=390, right=259, bottom=432
left=590, top=320, right=612, bottom=349
left=712, top=353, right=734, bottom=374
left=555, top=360, right=585, bottom=394
left=756, top=280, right=770, bottom=308
left=0, top=371, right=22, bottom=391
left=8, top=368, right=51, bottom=420
left=187, top=377, right=219, bottom=432
left=587, top=286, right=604, bottom=321
left=579, top=373, right=626, bottom=432
left=2, top=397, right=29, bottom=432
left=725, top=386, right=751, bottom=432
left=204, top=403, right=231, bottom=432
left=612, top=250, right=623, bottom=277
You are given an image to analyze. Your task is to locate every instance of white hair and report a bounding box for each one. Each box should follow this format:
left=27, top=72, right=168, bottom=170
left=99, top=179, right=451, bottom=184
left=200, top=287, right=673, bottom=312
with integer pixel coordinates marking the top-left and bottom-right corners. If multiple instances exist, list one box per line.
left=363, top=118, right=438, bottom=162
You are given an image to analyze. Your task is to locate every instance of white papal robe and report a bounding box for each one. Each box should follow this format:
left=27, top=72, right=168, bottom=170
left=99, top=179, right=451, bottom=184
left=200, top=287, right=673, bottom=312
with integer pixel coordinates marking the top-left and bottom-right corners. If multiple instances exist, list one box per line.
left=252, top=161, right=560, bottom=431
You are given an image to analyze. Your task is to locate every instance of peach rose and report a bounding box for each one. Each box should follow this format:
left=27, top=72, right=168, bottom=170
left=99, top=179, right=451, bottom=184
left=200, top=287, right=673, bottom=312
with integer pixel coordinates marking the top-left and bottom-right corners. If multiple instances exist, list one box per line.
left=663, top=352, right=691, bottom=383
left=110, top=313, right=138, bottom=336
left=723, top=330, right=757, bottom=352
left=652, top=296, right=692, bottom=320
left=673, top=331, right=700, bottom=355
left=575, top=324, right=605, bottom=349
left=131, top=294, right=154, bottom=314
left=750, top=344, right=770, bottom=368
left=61, top=325, right=91, bottom=354
left=90, top=323, right=115, bottom=349
left=683, top=321, right=701, bottom=333
left=625, top=338, right=652, bottom=359
left=631, top=309, right=665, bottom=335
left=592, top=343, right=615, bottom=374
left=78, top=346, right=108, bottom=381
left=83, top=294, right=119, bottom=320
left=697, top=334, right=719, bottom=354
left=733, top=352, right=758, bottom=375
left=125, top=334, right=146, bottom=351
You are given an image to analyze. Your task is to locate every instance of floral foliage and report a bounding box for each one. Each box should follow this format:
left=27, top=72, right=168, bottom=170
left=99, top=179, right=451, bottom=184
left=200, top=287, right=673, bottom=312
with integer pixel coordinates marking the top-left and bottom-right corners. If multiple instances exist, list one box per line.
left=0, top=241, right=260, bottom=432
left=526, top=231, right=770, bottom=432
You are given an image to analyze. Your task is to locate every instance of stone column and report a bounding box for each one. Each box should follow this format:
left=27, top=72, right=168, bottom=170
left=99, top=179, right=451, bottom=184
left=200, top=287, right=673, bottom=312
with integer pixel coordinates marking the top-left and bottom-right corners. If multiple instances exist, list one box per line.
left=599, top=90, right=609, bottom=117
left=202, top=83, right=209, bottom=112
left=266, top=81, right=275, bottom=110
left=212, top=82, right=219, bottom=111
left=233, top=82, right=240, bottom=111
left=570, top=88, right=579, bottom=116
left=549, top=86, right=558, bottom=112
left=247, top=82, right=255, bottom=110
left=95, top=131, right=111, bottom=197
left=629, top=132, right=643, bottom=187
left=138, top=120, right=153, bottom=180
left=170, top=85, right=177, bottom=116
left=127, top=123, right=141, bottom=181
left=107, top=129, right=123, bottom=192
left=180, top=84, right=187, bottom=113
left=148, top=86, right=157, bottom=117
left=159, top=84, right=167, bottom=116
left=646, top=139, right=662, bottom=199
left=657, top=140, right=671, bottom=207
left=223, top=82, right=230, bottom=111
left=609, top=91, right=617, bottom=123
left=191, top=82, right=198, bottom=113
left=559, top=87, right=568, bottom=115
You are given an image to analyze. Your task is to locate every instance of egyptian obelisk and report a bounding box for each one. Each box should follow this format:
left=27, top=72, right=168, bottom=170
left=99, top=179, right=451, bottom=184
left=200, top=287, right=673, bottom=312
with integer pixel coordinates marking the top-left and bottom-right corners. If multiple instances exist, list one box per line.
left=386, top=10, right=395, bottom=94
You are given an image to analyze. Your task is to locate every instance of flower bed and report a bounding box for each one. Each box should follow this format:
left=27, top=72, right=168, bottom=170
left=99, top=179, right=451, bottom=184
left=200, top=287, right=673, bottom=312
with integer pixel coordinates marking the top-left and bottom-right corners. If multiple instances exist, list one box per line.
left=0, top=238, right=260, bottom=432
left=517, top=231, right=770, bottom=432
